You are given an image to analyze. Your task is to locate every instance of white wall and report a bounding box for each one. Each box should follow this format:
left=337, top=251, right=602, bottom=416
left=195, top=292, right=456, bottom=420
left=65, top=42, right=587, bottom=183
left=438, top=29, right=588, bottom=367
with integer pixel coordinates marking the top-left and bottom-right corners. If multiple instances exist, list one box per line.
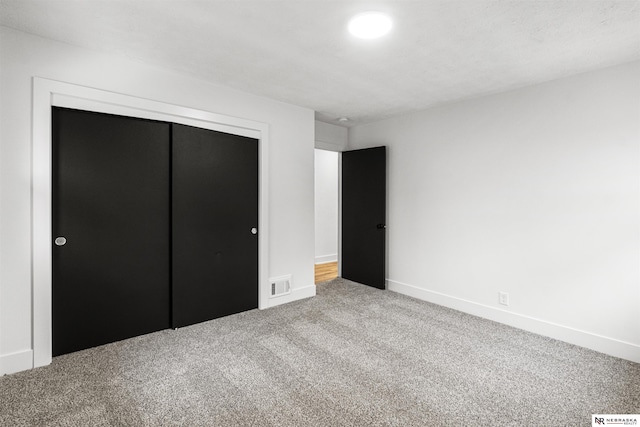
left=0, top=26, right=315, bottom=374
left=349, top=61, right=640, bottom=363
left=314, top=149, right=339, bottom=264
left=315, top=120, right=348, bottom=152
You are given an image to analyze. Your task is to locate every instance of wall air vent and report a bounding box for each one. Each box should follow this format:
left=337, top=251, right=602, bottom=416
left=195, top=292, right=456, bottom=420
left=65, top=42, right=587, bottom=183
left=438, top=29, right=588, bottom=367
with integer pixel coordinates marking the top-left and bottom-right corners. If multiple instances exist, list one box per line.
left=269, top=275, right=291, bottom=298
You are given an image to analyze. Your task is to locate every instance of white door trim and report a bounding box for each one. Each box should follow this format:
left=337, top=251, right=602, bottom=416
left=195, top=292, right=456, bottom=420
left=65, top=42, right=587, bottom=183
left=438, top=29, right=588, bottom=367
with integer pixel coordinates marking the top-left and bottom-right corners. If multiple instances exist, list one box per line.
left=32, top=77, right=270, bottom=368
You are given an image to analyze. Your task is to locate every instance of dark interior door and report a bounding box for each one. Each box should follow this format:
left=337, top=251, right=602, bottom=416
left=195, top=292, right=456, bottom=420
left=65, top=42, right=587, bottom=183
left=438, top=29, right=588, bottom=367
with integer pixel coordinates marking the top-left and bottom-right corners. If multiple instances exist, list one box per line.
left=342, top=146, right=386, bottom=289
left=172, top=124, right=259, bottom=328
left=52, top=107, right=171, bottom=356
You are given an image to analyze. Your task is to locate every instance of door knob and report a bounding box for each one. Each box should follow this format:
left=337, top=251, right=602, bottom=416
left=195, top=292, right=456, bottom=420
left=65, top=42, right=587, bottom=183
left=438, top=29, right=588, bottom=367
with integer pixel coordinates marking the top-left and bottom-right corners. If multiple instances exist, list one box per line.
left=251, top=227, right=258, bottom=235
left=376, top=224, right=386, bottom=229
left=54, top=236, right=67, bottom=246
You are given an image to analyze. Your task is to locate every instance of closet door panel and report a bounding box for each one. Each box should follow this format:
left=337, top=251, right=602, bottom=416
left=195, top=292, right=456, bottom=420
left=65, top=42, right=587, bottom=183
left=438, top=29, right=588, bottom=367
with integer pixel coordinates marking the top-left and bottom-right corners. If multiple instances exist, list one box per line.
left=172, top=124, right=258, bottom=328
left=52, top=108, right=171, bottom=356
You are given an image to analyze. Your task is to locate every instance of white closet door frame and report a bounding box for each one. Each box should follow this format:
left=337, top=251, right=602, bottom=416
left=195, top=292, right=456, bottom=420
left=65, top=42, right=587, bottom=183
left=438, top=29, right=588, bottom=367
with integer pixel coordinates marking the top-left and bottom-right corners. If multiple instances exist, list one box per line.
left=32, top=77, right=270, bottom=368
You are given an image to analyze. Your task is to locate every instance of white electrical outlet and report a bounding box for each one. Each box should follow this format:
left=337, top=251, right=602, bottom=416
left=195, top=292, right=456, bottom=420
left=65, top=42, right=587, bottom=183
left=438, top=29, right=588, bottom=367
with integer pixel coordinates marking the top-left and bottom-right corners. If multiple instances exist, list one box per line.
left=499, top=291, right=509, bottom=306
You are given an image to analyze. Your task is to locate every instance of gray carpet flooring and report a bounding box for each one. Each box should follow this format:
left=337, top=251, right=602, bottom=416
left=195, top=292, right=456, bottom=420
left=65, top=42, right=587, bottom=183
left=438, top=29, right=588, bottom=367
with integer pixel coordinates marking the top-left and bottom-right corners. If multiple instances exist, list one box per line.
left=1, top=278, right=639, bottom=426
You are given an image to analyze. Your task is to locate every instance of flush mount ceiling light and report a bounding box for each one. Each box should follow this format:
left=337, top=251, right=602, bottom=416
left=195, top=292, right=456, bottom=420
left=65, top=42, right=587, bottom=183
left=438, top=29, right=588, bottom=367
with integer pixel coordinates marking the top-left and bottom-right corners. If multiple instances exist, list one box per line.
left=348, top=11, right=392, bottom=39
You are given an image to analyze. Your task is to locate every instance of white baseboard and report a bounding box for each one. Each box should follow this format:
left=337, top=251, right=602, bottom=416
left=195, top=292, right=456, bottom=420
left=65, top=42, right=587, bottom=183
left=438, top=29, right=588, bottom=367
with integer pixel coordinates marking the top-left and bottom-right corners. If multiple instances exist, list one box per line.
left=265, top=284, right=316, bottom=309
left=0, top=349, right=33, bottom=375
left=315, top=254, right=338, bottom=264
left=387, top=279, right=640, bottom=364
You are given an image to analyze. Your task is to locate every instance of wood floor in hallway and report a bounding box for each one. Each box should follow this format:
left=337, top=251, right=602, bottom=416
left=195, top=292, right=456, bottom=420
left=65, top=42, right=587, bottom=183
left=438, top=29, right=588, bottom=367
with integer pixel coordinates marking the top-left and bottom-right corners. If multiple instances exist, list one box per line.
left=315, top=261, right=338, bottom=284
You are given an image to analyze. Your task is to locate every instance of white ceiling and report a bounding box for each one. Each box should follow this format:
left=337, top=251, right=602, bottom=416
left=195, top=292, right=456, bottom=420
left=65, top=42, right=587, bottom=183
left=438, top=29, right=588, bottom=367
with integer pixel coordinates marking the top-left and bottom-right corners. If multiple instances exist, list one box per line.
left=1, top=0, right=639, bottom=127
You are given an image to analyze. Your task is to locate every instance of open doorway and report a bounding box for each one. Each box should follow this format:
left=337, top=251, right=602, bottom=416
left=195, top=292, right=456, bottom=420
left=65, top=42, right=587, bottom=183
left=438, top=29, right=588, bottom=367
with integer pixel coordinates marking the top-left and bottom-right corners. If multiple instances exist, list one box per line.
left=314, top=148, right=339, bottom=283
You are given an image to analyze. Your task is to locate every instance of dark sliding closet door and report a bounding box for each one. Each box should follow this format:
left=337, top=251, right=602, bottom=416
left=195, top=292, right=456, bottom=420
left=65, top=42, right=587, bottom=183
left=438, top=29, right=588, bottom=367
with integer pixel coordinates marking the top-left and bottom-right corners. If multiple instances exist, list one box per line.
left=172, top=124, right=259, bottom=328
left=52, top=108, right=171, bottom=356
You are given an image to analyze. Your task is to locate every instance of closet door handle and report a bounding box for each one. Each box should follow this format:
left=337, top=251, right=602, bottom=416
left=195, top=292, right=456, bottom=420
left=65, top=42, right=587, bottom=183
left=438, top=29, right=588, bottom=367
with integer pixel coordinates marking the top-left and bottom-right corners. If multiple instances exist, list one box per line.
left=55, top=236, right=67, bottom=246
left=251, top=227, right=258, bottom=235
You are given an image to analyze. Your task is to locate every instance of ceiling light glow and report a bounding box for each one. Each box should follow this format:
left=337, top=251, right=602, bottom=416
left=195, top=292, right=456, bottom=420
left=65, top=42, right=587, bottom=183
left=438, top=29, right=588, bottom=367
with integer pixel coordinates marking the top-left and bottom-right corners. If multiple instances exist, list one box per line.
left=348, top=12, right=392, bottom=39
